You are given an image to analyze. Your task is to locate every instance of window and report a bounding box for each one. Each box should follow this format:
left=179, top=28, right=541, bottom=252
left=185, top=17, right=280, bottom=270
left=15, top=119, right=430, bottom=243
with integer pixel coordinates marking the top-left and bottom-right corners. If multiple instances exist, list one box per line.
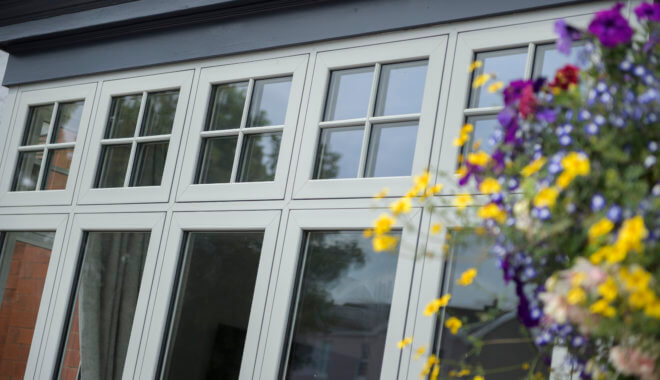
left=0, top=84, right=96, bottom=205
left=77, top=71, right=193, bottom=204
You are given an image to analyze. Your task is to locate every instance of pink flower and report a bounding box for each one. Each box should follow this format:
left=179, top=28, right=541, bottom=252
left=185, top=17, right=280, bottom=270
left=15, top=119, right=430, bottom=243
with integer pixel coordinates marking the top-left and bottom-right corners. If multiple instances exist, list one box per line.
left=609, top=346, right=657, bottom=380
left=519, top=85, right=537, bottom=118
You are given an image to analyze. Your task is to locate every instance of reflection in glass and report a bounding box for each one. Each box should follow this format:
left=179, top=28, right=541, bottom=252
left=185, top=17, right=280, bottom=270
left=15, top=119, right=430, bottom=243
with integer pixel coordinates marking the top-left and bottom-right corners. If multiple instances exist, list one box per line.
left=465, top=115, right=500, bottom=156
left=285, top=231, right=400, bottom=380
left=324, top=67, right=374, bottom=121
left=314, top=126, right=364, bottom=179
left=247, top=77, right=292, bottom=127
left=533, top=41, right=588, bottom=79
left=12, top=150, right=43, bottom=191
left=130, top=142, right=169, bottom=187
left=238, top=132, right=282, bottom=182
left=57, top=232, right=150, bottom=380
left=0, top=231, right=55, bottom=380
left=365, top=122, right=417, bottom=177
left=42, top=148, right=74, bottom=190
left=375, top=61, right=428, bottom=116
left=52, top=101, right=84, bottom=143
left=96, top=144, right=131, bottom=188
left=140, top=91, right=179, bottom=136
left=23, top=104, right=54, bottom=146
left=437, top=232, right=546, bottom=380
left=105, top=95, right=142, bottom=139
left=206, top=82, right=248, bottom=130
left=161, top=232, right=264, bottom=380
left=197, top=136, right=238, bottom=184
left=468, top=48, right=528, bottom=108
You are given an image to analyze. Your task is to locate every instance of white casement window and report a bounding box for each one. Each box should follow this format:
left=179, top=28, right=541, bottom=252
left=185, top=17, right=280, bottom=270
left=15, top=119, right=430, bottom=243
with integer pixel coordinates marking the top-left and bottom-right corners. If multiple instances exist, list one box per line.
left=0, top=84, right=96, bottom=205
left=293, top=37, right=447, bottom=199
left=137, top=210, right=280, bottom=380
left=177, top=55, right=307, bottom=201
left=77, top=71, right=193, bottom=204
left=36, top=212, right=165, bottom=380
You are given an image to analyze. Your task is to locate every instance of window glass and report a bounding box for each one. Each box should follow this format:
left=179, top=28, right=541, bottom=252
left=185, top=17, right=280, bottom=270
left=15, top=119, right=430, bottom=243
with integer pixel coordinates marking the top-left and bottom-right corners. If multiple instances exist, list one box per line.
left=206, top=82, right=248, bottom=131
left=105, top=95, right=141, bottom=139
left=52, top=102, right=84, bottom=144
left=464, top=115, right=499, bottom=156
left=57, top=231, right=150, bottom=380
left=247, top=77, right=292, bottom=127
left=365, top=122, right=418, bottom=177
left=13, top=151, right=43, bottom=191
left=161, top=232, right=264, bottom=380
left=42, top=149, right=74, bottom=190
left=375, top=61, right=428, bottom=116
left=284, top=230, right=400, bottom=380
left=140, top=91, right=180, bottom=136
left=468, top=48, right=528, bottom=108
left=130, top=142, right=169, bottom=187
left=533, top=41, right=588, bottom=79
left=23, top=105, right=54, bottom=146
left=0, top=231, right=55, bottom=380
left=96, top=145, right=131, bottom=188
left=196, top=136, right=238, bottom=184
left=238, top=132, right=282, bottom=182
left=314, top=126, right=364, bottom=179
left=324, top=67, right=374, bottom=121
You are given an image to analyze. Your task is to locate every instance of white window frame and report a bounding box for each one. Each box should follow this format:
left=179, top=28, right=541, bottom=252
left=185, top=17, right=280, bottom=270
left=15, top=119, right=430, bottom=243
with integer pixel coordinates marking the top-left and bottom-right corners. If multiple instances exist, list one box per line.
left=292, top=37, right=447, bottom=199
left=137, top=210, right=281, bottom=380
left=0, top=84, right=97, bottom=206
left=176, top=55, right=308, bottom=202
left=36, top=212, right=166, bottom=380
left=0, top=213, right=69, bottom=380
left=77, top=71, right=193, bottom=205
left=258, top=208, right=422, bottom=380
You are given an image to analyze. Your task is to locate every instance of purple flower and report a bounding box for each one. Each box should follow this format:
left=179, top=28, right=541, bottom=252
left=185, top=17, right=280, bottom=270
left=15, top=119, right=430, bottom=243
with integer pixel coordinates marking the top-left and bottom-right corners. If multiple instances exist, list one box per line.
left=585, top=122, right=599, bottom=135
left=607, top=205, right=622, bottom=222
left=537, top=108, right=557, bottom=123
left=555, top=19, right=581, bottom=55
left=634, top=2, right=660, bottom=21
left=591, top=194, right=606, bottom=211
left=588, top=3, right=633, bottom=47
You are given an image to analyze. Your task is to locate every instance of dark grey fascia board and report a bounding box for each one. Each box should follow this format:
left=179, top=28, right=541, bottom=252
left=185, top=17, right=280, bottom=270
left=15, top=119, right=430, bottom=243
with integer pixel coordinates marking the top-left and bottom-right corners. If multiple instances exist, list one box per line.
left=3, top=0, right=592, bottom=86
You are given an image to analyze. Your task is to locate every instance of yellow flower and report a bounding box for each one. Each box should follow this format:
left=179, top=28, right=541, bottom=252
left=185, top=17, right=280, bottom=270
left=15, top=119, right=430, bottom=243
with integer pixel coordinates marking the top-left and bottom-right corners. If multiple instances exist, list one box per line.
left=588, top=218, right=614, bottom=241
left=474, top=376, right=485, bottom=380
left=414, top=171, right=430, bottom=189
left=472, top=73, right=491, bottom=88
left=644, top=300, right=660, bottom=318
left=597, top=277, right=618, bottom=301
left=467, top=151, right=490, bottom=166
left=567, top=287, right=587, bottom=305
left=422, top=355, right=440, bottom=376
left=397, top=336, right=413, bottom=349
left=449, top=370, right=457, bottom=377
left=616, top=215, right=648, bottom=253
left=522, top=362, right=530, bottom=370
left=488, top=81, right=504, bottom=93
left=363, top=229, right=373, bottom=238
left=374, top=213, right=396, bottom=235
left=430, top=183, right=444, bottom=194
left=373, top=235, right=398, bottom=252
left=477, top=203, right=507, bottom=223
left=414, top=345, right=426, bottom=360
left=453, top=124, right=474, bottom=146
left=453, top=194, right=474, bottom=209
left=373, top=187, right=389, bottom=199
left=431, top=223, right=442, bottom=235
left=390, top=197, right=412, bottom=215
left=479, top=177, right=501, bottom=194
left=457, top=268, right=478, bottom=286
left=571, top=272, right=587, bottom=287
left=562, top=152, right=591, bottom=176
left=604, top=244, right=627, bottom=265
left=424, top=294, right=452, bottom=316
left=468, top=60, right=483, bottom=72
left=629, top=289, right=656, bottom=309
left=455, top=166, right=468, bottom=177
left=431, top=364, right=440, bottom=380
left=618, top=266, right=652, bottom=291
left=457, top=369, right=471, bottom=376
left=589, top=299, right=616, bottom=317
left=556, top=171, right=574, bottom=189
left=533, top=187, right=559, bottom=208
left=445, top=316, right=462, bottom=334
left=521, top=157, right=547, bottom=177
left=472, top=139, right=482, bottom=151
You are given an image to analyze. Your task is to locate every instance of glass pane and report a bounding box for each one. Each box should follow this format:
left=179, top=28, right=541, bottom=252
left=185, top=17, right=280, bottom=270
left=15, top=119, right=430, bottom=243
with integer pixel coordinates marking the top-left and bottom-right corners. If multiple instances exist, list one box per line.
left=95, top=144, right=131, bottom=188
left=313, top=126, right=364, bottom=179
left=52, top=101, right=84, bottom=143
left=23, top=104, right=54, bottom=146
left=375, top=60, right=428, bottom=116
left=140, top=91, right=179, bottom=136
left=468, top=47, right=528, bottom=108
left=247, top=77, right=292, bottom=127
left=533, top=41, right=588, bottom=79
left=323, top=67, right=374, bottom=121
left=161, top=232, right=264, bottom=380
left=42, top=148, right=74, bottom=190
left=437, top=231, right=546, bottom=379
left=465, top=115, right=499, bottom=156
left=365, top=122, right=417, bottom=177
left=105, top=95, right=142, bottom=139
left=196, top=136, right=238, bottom=184
left=285, top=231, right=401, bottom=380
left=130, top=142, right=169, bottom=187
left=206, top=82, right=248, bottom=131
left=57, top=232, right=150, bottom=380
left=12, top=150, right=43, bottom=191
left=0, top=231, right=55, bottom=380
left=237, top=132, right=282, bottom=182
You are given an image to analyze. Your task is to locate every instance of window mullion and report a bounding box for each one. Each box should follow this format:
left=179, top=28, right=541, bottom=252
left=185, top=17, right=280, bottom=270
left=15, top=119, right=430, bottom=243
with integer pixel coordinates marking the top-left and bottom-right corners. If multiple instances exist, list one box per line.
left=123, top=91, right=148, bottom=187
left=524, top=42, right=536, bottom=80
left=357, top=63, right=381, bottom=178
left=35, top=102, right=59, bottom=191
left=230, top=79, right=255, bottom=182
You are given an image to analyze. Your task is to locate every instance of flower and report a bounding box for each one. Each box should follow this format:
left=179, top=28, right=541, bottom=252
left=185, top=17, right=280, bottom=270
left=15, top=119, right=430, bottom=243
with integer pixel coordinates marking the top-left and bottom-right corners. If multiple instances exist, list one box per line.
left=474, top=377, right=485, bottom=380
left=457, top=268, right=478, bottom=286
left=467, top=151, right=490, bottom=166
left=424, top=294, right=452, bottom=316
left=550, top=64, right=580, bottom=90
left=519, top=85, right=537, bottom=118
left=373, top=213, right=395, bottom=234
left=430, top=223, right=442, bottom=234
left=635, top=2, right=660, bottom=21
left=468, top=60, right=483, bottom=72
left=555, top=19, right=581, bottom=54
left=609, top=346, right=658, bottom=380
left=521, top=157, right=546, bottom=177
left=479, top=177, right=501, bottom=194
left=453, top=194, right=474, bottom=209
left=567, top=287, right=587, bottom=305
left=557, top=152, right=590, bottom=188
left=390, top=197, right=412, bottom=215
left=478, top=203, right=507, bottom=223
left=456, top=369, right=470, bottom=376
left=454, top=124, right=474, bottom=146
left=597, top=277, right=618, bottom=301
left=372, top=234, right=398, bottom=252
left=373, top=187, right=389, bottom=199
left=488, top=81, right=504, bottom=93
left=533, top=187, right=559, bottom=208
left=445, top=316, right=463, bottom=334
left=588, top=218, right=614, bottom=241
left=616, top=215, right=648, bottom=253
left=397, top=336, right=413, bottom=349
left=588, top=3, right=633, bottom=47
left=472, top=73, right=491, bottom=88
left=414, top=345, right=426, bottom=360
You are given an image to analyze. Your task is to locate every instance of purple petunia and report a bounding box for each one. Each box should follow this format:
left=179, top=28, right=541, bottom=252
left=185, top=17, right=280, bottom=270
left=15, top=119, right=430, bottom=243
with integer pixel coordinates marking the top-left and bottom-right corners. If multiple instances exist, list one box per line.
left=634, top=2, right=660, bottom=21
left=588, top=3, right=633, bottom=47
left=554, top=19, right=581, bottom=55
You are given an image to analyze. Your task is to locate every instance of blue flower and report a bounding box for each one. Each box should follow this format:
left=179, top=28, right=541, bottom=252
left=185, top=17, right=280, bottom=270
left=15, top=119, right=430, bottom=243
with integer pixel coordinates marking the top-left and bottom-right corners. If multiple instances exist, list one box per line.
left=607, top=205, right=622, bottom=222
left=619, top=60, right=632, bottom=71
left=591, top=194, right=606, bottom=211
left=559, top=134, right=573, bottom=146
left=585, top=122, right=599, bottom=135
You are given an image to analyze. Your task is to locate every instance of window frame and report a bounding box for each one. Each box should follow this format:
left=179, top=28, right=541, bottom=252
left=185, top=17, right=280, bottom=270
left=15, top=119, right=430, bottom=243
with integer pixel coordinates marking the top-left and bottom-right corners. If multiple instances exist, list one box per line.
left=176, top=55, right=308, bottom=202
left=0, top=83, right=97, bottom=206
left=136, top=210, right=281, bottom=380
left=258, top=208, right=422, bottom=380
left=36, top=212, right=166, bottom=380
left=292, top=36, right=447, bottom=199
left=77, top=70, right=193, bottom=205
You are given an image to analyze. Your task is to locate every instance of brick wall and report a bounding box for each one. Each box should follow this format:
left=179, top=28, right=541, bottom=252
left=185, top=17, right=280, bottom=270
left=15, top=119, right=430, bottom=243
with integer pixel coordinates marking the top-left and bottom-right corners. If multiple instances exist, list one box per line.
left=58, top=299, right=80, bottom=380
